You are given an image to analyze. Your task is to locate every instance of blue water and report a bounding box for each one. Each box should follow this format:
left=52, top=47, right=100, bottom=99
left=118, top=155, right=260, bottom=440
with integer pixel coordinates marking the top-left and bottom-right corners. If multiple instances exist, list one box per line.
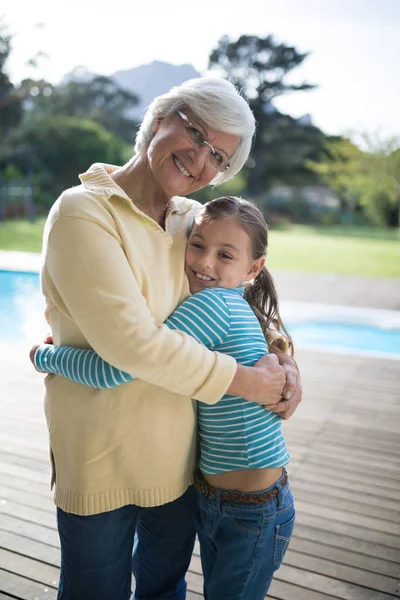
left=1, top=270, right=400, bottom=354
left=0, top=270, right=47, bottom=344
left=286, top=321, right=400, bottom=355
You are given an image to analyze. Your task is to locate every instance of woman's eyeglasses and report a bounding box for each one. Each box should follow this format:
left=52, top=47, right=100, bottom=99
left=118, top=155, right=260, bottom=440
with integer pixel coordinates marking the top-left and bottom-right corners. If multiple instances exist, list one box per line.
left=176, top=110, right=230, bottom=173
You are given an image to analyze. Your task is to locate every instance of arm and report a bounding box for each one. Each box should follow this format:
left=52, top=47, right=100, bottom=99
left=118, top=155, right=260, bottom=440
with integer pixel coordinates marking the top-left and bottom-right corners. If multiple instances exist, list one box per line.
left=33, top=289, right=230, bottom=389
left=43, top=213, right=235, bottom=404
left=34, top=344, right=134, bottom=389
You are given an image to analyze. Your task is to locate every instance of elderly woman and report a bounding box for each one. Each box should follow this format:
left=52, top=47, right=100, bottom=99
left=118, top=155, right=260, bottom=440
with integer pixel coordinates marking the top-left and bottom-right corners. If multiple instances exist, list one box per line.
left=38, top=77, right=301, bottom=600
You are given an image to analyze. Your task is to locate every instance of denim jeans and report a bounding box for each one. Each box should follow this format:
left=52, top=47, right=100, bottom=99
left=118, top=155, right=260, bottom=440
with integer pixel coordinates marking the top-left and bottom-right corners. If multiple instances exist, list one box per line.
left=56, top=485, right=197, bottom=600
left=195, top=469, right=295, bottom=600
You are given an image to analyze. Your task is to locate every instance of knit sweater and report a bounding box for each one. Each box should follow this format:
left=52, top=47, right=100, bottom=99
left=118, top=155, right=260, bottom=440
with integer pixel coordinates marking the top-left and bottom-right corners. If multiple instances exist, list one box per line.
left=40, top=163, right=238, bottom=515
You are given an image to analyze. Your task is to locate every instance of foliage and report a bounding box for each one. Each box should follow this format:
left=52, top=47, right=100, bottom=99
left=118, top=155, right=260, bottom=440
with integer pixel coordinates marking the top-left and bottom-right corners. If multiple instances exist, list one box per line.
left=308, top=136, right=400, bottom=227
left=208, top=35, right=330, bottom=194
left=5, top=114, right=128, bottom=204
left=0, top=20, right=23, bottom=138
left=25, top=74, right=139, bottom=143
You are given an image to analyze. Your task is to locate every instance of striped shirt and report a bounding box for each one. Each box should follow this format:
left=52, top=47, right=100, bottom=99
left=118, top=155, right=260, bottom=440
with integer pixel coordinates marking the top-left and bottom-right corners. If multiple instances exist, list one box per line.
left=35, top=287, right=290, bottom=474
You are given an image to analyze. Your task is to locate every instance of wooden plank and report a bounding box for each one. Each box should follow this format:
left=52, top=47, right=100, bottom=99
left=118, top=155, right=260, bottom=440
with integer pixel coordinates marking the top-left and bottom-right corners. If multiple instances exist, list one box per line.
left=0, top=514, right=59, bottom=547
left=0, top=530, right=60, bottom=567
left=293, top=523, right=400, bottom=563
left=294, top=498, right=400, bottom=536
left=0, top=549, right=59, bottom=587
left=290, top=481, right=400, bottom=515
left=268, top=578, right=341, bottom=600
left=290, top=465, right=400, bottom=501
left=0, top=570, right=57, bottom=600
left=0, top=462, right=50, bottom=486
left=0, top=485, right=55, bottom=514
left=296, top=513, right=400, bottom=549
left=283, top=550, right=398, bottom=594
left=287, top=536, right=400, bottom=578
left=0, top=473, right=53, bottom=499
left=0, top=500, right=57, bottom=530
left=276, top=564, right=395, bottom=600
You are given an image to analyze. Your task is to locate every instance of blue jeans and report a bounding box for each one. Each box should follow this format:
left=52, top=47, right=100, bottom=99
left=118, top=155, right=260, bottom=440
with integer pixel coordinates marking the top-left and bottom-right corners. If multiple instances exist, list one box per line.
left=195, top=469, right=295, bottom=600
left=56, top=485, right=197, bottom=600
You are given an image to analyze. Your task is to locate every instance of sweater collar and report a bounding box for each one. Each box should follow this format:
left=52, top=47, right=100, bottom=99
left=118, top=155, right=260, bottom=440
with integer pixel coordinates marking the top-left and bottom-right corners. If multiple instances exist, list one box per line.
left=79, top=163, right=194, bottom=215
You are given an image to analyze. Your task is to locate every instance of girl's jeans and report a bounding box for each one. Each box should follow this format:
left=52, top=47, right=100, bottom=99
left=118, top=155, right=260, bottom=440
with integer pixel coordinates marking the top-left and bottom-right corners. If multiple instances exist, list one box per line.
left=56, top=485, right=197, bottom=600
left=195, top=469, right=295, bottom=600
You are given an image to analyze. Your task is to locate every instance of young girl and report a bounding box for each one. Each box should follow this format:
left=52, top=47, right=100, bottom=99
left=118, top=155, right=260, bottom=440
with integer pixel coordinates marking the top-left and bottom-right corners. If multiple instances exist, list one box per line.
left=33, top=196, right=295, bottom=599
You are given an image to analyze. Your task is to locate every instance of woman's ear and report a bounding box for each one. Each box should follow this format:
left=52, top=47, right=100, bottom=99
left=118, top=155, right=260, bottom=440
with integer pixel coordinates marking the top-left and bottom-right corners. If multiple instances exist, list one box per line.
left=245, top=257, right=265, bottom=282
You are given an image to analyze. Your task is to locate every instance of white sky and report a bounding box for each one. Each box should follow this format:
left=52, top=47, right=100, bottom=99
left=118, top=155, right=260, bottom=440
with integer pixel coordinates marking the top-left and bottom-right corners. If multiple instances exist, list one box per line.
left=2, top=0, right=400, bottom=139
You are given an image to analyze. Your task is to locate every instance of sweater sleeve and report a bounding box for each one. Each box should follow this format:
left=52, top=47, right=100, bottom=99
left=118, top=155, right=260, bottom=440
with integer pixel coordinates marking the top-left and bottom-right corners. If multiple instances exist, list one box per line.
left=34, top=289, right=231, bottom=389
left=44, top=216, right=236, bottom=403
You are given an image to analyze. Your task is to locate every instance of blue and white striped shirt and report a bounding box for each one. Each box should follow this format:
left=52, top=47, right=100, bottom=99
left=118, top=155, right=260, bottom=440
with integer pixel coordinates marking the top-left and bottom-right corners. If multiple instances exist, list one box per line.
left=35, top=287, right=290, bottom=474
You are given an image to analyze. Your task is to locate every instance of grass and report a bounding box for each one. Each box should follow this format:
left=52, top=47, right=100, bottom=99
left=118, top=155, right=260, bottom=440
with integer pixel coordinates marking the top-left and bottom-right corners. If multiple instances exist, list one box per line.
left=0, top=218, right=399, bottom=278
left=268, top=225, right=400, bottom=278
left=0, top=217, right=46, bottom=252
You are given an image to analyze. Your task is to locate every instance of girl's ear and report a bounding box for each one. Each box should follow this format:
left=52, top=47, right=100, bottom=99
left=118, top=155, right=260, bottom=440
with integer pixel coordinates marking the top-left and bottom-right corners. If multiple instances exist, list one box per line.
left=244, top=257, right=265, bottom=282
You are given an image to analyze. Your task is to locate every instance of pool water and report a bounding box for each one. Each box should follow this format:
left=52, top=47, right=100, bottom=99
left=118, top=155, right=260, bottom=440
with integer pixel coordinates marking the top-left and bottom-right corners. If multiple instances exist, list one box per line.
left=0, top=270, right=47, bottom=344
left=286, top=320, right=400, bottom=355
left=1, top=270, right=400, bottom=356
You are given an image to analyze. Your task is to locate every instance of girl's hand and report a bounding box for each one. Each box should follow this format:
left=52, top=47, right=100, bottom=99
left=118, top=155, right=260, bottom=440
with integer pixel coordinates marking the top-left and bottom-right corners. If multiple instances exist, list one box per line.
left=29, top=333, right=54, bottom=373
left=29, top=344, right=45, bottom=373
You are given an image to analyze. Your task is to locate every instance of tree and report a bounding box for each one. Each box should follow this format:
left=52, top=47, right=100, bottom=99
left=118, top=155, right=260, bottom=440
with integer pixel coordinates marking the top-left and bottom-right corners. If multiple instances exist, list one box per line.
left=308, top=135, right=400, bottom=227
left=26, top=73, right=140, bottom=143
left=208, top=35, right=328, bottom=195
left=0, top=20, right=23, bottom=139
left=6, top=114, right=128, bottom=204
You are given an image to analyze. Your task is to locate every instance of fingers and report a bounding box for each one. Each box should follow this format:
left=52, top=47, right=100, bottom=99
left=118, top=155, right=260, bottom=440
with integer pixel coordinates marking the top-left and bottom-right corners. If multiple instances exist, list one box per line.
left=43, top=333, right=53, bottom=344
left=282, top=365, right=300, bottom=399
left=268, top=399, right=290, bottom=414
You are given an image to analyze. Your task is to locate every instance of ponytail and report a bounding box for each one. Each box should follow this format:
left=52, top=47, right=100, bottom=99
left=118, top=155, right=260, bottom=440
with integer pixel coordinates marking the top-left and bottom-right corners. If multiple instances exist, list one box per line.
left=244, top=266, right=294, bottom=356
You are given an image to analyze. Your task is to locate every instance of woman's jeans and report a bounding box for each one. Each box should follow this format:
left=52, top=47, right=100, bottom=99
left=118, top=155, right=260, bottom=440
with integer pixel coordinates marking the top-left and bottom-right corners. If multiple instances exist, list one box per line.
left=195, top=469, right=295, bottom=600
left=56, top=485, right=197, bottom=600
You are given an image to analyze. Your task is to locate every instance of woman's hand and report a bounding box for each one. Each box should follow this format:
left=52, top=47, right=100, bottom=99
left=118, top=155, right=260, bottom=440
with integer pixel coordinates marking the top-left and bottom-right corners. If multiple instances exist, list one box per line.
left=227, top=354, right=286, bottom=407
left=268, top=351, right=302, bottom=419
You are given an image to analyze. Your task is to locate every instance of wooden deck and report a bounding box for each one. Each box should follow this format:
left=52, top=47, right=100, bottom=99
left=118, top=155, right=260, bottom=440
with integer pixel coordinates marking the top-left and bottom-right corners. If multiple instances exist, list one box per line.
left=0, top=346, right=399, bottom=599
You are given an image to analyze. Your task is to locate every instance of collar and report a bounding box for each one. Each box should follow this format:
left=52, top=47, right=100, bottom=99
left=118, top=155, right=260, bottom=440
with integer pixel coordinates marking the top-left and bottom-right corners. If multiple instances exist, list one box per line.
left=79, top=163, right=195, bottom=216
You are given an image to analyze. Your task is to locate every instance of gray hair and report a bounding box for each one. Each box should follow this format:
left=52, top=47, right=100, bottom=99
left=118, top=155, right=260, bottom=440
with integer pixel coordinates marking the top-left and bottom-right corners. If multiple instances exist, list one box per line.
left=134, top=77, right=256, bottom=185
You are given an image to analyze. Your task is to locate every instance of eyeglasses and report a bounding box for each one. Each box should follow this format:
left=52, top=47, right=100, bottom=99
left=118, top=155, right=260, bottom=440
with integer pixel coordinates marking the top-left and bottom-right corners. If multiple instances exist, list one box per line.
left=176, top=109, right=230, bottom=173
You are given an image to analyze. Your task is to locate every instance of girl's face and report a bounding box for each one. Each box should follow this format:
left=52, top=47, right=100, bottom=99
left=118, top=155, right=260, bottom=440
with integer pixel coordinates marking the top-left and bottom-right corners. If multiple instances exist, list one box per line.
left=185, top=216, right=265, bottom=294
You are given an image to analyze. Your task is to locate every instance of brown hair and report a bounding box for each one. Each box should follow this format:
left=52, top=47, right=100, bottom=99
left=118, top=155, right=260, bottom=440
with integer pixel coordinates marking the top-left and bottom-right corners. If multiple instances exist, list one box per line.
left=195, top=196, right=293, bottom=355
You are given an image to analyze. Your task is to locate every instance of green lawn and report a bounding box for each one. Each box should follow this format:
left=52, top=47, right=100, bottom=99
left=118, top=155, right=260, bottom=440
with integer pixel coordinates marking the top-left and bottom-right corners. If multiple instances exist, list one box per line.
left=0, top=218, right=399, bottom=278
left=0, top=217, right=47, bottom=253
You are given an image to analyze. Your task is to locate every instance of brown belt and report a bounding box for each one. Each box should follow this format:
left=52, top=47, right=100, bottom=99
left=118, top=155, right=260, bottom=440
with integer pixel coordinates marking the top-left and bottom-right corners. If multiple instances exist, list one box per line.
left=194, top=470, right=288, bottom=505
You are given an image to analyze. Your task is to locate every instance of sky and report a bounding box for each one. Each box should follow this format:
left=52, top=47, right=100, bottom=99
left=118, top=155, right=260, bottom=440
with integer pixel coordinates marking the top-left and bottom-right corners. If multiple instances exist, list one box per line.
left=2, top=0, right=400, bottom=141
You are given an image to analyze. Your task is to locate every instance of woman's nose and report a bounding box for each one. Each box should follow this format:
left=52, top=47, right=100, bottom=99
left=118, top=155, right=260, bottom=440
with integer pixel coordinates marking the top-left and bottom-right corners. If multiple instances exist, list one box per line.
left=189, top=144, right=210, bottom=170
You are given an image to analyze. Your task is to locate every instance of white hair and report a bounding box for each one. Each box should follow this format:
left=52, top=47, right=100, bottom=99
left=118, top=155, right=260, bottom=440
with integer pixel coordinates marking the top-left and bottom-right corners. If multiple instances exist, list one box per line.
left=134, top=77, right=256, bottom=185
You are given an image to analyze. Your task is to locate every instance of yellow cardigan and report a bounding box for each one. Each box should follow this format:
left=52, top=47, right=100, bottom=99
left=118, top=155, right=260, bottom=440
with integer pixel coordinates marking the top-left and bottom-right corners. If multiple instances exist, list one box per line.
left=41, top=163, right=237, bottom=515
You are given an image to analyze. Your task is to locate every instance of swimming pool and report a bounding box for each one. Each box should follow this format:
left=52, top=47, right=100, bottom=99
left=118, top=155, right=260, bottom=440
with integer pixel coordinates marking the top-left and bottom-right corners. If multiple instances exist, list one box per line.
left=1, top=270, right=400, bottom=357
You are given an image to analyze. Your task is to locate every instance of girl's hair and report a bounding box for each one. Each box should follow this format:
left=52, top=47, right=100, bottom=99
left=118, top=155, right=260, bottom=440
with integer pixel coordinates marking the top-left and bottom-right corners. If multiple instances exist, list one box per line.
left=195, top=196, right=293, bottom=355
left=135, top=77, right=256, bottom=186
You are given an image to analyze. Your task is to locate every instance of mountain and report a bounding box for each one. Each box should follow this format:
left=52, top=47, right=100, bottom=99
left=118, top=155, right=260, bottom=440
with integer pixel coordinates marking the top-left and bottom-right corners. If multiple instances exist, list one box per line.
left=61, top=61, right=202, bottom=120
left=112, top=61, right=201, bottom=119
